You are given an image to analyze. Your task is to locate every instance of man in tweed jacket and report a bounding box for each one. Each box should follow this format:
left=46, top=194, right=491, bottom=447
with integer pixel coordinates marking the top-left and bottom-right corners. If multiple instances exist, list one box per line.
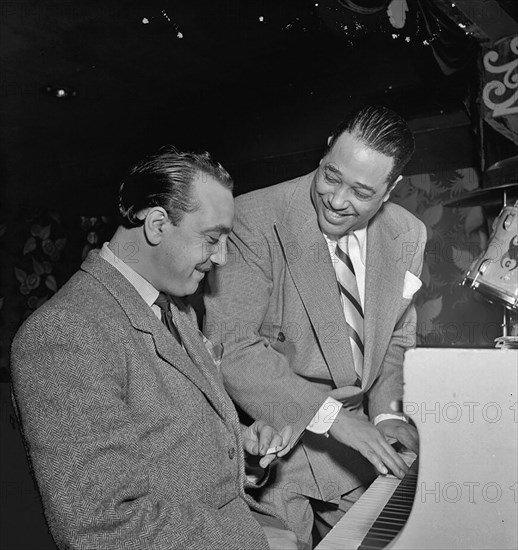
left=11, top=147, right=297, bottom=549
left=205, top=106, right=427, bottom=547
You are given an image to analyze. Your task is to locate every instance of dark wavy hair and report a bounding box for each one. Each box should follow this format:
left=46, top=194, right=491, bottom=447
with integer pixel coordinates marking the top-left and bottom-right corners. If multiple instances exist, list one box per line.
left=118, top=145, right=233, bottom=228
left=327, top=105, right=415, bottom=185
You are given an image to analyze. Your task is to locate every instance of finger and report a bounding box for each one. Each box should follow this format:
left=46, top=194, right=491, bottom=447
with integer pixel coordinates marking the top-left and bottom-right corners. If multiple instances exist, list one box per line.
left=280, top=425, right=292, bottom=445
left=378, top=441, right=409, bottom=478
left=250, top=419, right=266, bottom=436
left=365, top=441, right=408, bottom=479
left=243, top=420, right=267, bottom=455
left=258, top=425, right=275, bottom=455
left=259, top=454, right=276, bottom=469
left=259, top=437, right=289, bottom=468
left=263, top=434, right=283, bottom=455
left=242, top=438, right=259, bottom=456
left=363, top=447, right=389, bottom=476
left=276, top=425, right=293, bottom=457
left=242, top=420, right=261, bottom=443
left=396, top=426, right=419, bottom=454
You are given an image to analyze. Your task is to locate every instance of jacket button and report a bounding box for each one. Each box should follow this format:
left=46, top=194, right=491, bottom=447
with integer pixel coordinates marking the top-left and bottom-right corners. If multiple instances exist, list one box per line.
left=228, top=447, right=236, bottom=460
left=277, top=332, right=286, bottom=342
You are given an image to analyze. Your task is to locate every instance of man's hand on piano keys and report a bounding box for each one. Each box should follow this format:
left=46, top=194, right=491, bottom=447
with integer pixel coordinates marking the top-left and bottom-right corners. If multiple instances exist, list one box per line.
left=376, top=418, right=419, bottom=455
left=328, top=409, right=410, bottom=479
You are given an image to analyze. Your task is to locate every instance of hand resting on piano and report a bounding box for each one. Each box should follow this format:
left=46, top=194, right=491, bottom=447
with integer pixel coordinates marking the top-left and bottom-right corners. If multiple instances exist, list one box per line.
left=328, top=409, right=417, bottom=479
left=375, top=418, right=418, bottom=455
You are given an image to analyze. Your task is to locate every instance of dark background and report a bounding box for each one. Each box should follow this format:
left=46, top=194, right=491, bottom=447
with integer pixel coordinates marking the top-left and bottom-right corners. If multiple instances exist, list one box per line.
left=2, top=0, right=511, bottom=213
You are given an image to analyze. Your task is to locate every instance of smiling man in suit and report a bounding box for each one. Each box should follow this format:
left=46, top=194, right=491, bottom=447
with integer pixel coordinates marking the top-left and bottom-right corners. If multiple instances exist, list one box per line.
left=10, top=146, right=297, bottom=550
left=204, top=106, right=427, bottom=548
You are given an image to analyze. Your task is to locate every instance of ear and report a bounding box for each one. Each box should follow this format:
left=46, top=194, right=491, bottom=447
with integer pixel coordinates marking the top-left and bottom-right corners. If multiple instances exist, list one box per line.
left=382, top=174, right=403, bottom=203
left=142, top=207, right=169, bottom=245
left=319, top=136, right=333, bottom=166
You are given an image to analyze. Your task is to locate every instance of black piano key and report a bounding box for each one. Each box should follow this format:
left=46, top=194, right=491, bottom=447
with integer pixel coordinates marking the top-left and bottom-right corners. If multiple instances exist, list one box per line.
left=358, top=459, right=419, bottom=550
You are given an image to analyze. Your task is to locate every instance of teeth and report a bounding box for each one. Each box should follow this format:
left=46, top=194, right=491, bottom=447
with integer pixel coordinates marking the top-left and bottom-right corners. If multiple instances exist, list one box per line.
left=326, top=207, right=345, bottom=218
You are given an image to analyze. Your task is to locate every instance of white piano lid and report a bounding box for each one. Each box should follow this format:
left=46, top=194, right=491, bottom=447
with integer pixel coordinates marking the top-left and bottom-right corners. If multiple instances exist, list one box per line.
left=390, top=348, right=518, bottom=550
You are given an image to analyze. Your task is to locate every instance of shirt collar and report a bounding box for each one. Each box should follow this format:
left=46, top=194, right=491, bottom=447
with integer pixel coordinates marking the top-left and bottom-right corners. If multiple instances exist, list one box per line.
left=323, top=227, right=367, bottom=265
left=99, top=242, right=159, bottom=307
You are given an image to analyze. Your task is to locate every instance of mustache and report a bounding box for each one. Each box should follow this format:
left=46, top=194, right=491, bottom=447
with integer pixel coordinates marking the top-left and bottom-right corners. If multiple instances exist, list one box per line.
left=323, top=202, right=356, bottom=215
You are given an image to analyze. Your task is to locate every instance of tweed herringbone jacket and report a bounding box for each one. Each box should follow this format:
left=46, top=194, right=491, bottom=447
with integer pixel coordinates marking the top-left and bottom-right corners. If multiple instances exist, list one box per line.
left=11, top=250, right=270, bottom=550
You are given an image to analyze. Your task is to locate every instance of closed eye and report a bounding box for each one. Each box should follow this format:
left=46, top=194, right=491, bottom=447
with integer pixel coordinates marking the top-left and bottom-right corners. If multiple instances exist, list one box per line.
left=353, top=189, right=373, bottom=200
left=325, top=173, right=341, bottom=185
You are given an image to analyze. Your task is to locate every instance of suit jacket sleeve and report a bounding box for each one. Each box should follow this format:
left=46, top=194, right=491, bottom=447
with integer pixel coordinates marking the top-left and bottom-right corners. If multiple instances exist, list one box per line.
left=205, top=204, right=329, bottom=441
left=11, top=309, right=267, bottom=550
left=367, top=218, right=427, bottom=419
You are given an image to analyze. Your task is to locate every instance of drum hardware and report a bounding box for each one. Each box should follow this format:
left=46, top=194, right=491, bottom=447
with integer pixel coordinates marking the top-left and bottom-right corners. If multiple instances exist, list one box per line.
left=466, top=198, right=517, bottom=347
left=464, top=200, right=518, bottom=347
left=443, top=156, right=518, bottom=209
left=444, top=157, right=518, bottom=347
left=461, top=200, right=518, bottom=311
left=496, top=309, right=518, bottom=349
left=442, top=182, right=518, bottom=208
left=485, top=155, right=518, bottom=181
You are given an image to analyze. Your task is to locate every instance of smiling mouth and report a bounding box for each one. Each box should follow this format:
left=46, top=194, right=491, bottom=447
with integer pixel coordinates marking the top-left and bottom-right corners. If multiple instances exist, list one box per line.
left=323, top=205, right=354, bottom=220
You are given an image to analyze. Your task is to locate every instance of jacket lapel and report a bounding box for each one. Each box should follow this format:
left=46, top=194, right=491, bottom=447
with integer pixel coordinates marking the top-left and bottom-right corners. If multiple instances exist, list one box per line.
left=363, top=208, right=408, bottom=388
left=275, top=177, right=413, bottom=391
left=170, top=302, right=240, bottom=424
left=81, top=251, right=231, bottom=420
left=275, top=174, right=355, bottom=388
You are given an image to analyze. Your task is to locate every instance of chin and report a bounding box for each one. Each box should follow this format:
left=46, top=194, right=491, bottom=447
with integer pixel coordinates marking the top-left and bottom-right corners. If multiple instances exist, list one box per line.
left=319, top=216, right=349, bottom=237
left=183, top=274, right=204, bottom=295
left=167, top=281, right=194, bottom=298
left=184, top=283, right=199, bottom=297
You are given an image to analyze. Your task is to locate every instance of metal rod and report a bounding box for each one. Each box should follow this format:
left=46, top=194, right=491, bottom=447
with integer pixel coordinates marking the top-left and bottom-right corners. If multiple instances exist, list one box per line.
left=502, top=309, right=508, bottom=338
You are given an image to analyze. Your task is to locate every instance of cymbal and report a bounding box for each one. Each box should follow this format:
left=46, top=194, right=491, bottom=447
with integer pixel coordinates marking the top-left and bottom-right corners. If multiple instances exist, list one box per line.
left=443, top=182, right=518, bottom=208
left=486, top=156, right=518, bottom=178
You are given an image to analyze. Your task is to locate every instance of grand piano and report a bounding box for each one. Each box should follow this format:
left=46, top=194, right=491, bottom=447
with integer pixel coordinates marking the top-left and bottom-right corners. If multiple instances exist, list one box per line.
left=316, top=348, right=518, bottom=550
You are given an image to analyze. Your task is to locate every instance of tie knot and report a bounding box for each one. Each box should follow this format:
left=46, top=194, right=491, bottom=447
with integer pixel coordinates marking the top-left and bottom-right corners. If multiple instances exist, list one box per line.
left=154, top=292, right=172, bottom=313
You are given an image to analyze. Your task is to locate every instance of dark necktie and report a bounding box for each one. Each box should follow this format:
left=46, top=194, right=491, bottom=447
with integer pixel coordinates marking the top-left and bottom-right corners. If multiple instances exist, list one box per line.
left=154, top=292, right=182, bottom=345
left=333, top=235, right=364, bottom=380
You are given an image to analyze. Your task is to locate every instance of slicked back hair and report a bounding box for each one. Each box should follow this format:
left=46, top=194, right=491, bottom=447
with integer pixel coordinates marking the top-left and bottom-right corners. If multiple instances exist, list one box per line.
left=327, top=105, right=414, bottom=185
left=118, top=145, right=233, bottom=228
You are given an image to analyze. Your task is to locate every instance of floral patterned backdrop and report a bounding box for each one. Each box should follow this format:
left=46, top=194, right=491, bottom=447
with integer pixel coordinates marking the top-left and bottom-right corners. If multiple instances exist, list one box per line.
left=394, top=167, right=503, bottom=347
left=0, top=210, right=114, bottom=382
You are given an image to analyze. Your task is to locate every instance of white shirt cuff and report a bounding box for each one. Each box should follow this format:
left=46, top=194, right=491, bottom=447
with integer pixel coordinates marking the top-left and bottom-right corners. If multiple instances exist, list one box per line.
left=373, top=413, right=408, bottom=425
left=306, top=397, right=343, bottom=436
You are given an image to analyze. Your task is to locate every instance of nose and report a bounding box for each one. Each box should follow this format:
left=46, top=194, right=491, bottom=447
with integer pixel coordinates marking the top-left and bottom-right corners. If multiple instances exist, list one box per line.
left=328, top=185, right=351, bottom=210
left=211, top=239, right=227, bottom=266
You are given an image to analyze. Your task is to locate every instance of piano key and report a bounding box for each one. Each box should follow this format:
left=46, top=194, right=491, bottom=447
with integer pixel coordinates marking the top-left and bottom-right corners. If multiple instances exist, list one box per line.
left=358, top=460, right=418, bottom=550
left=316, top=457, right=417, bottom=550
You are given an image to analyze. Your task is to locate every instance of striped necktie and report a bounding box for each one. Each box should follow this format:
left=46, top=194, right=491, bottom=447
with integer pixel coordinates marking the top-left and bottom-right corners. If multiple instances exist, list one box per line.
left=334, top=235, right=364, bottom=380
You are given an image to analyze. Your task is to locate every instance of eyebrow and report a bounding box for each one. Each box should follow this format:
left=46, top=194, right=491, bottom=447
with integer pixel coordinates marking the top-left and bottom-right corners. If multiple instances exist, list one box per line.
left=324, top=164, right=376, bottom=194
left=325, top=164, right=342, bottom=178
left=202, top=224, right=232, bottom=235
left=352, top=181, right=376, bottom=194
